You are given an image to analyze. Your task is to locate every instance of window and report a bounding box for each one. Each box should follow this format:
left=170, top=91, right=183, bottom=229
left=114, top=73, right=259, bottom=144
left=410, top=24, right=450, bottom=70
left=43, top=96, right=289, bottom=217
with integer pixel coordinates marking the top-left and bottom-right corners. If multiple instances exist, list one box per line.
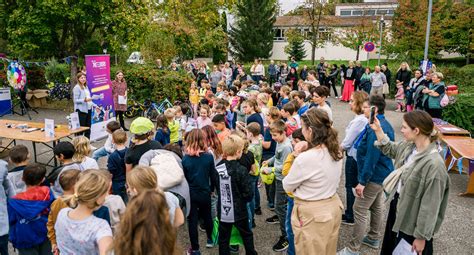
left=352, top=10, right=363, bottom=16
left=376, top=9, right=388, bottom=15
left=273, top=29, right=285, bottom=41
left=340, top=10, right=352, bottom=16
left=366, top=9, right=376, bottom=16
left=387, top=9, right=395, bottom=15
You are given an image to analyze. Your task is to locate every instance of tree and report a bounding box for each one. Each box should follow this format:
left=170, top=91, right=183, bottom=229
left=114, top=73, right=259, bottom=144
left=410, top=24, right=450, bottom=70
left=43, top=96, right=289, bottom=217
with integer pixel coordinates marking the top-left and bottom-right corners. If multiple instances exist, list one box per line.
left=4, top=0, right=149, bottom=87
left=304, top=0, right=325, bottom=65
left=228, top=0, right=277, bottom=62
left=336, top=14, right=378, bottom=60
left=284, top=29, right=307, bottom=61
left=441, top=2, right=474, bottom=64
left=386, top=0, right=446, bottom=62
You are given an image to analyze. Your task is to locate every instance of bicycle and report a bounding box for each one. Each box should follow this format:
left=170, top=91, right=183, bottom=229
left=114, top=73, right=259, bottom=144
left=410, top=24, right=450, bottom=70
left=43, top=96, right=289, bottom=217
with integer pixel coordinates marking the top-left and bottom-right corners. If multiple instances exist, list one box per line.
left=124, top=98, right=146, bottom=118
left=173, top=99, right=194, bottom=119
left=144, top=98, right=174, bottom=121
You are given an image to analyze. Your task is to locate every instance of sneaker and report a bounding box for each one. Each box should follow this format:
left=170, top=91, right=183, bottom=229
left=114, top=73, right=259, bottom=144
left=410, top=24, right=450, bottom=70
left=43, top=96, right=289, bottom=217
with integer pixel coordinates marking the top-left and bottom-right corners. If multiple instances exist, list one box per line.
left=265, top=215, right=280, bottom=224
left=187, top=248, right=201, bottom=255
left=267, top=202, right=274, bottom=209
left=341, top=215, right=355, bottom=226
left=255, top=207, right=262, bottom=215
left=229, top=245, right=240, bottom=253
left=362, top=236, right=380, bottom=249
left=272, top=236, right=289, bottom=252
left=337, top=247, right=359, bottom=255
left=206, top=239, right=214, bottom=248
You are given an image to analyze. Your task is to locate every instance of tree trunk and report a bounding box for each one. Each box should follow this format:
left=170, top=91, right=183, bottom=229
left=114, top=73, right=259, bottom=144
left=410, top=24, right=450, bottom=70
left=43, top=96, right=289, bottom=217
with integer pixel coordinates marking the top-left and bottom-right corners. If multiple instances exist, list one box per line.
left=311, top=44, right=316, bottom=66
left=356, top=47, right=360, bottom=60
left=70, top=57, right=78, bottom=92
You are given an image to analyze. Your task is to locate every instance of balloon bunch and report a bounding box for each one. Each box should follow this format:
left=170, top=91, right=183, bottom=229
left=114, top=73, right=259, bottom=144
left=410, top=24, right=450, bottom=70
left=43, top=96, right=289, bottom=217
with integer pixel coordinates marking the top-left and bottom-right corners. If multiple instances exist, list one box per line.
left=7, top=61, right=27, bottom=91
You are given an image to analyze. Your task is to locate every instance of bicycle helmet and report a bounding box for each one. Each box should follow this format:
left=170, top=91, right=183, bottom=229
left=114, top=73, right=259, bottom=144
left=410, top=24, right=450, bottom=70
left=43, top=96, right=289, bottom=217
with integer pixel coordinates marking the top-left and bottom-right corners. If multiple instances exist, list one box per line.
left=130, top=117, right=155, bottom=135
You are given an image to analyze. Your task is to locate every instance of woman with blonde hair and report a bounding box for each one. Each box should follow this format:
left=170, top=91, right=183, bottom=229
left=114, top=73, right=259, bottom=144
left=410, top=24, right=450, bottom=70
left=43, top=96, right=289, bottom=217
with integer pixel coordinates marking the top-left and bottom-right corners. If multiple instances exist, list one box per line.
left=55, top=170, right=113, bottom=255
left=73, top=72, right=93, bottom=138
left=111, top=190, right=180, bottom=255
left=396, top=62, right=412, bottom=96
left=71, top=136, right=99, bottom=170
left=126, top=166, right=184, bottom=227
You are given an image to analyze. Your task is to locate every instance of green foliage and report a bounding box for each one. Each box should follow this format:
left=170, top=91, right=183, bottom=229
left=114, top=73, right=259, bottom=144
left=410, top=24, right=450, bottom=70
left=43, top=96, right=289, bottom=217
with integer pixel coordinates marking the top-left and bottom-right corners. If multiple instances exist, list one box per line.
left=140, top=25, right=178, bottom=66
left=438, top=64, right=474, bottom=93
left=111, top=65, right=192, bottom=103
left=44, top=58, right=69, bottom=83
left=284, top=29, right=306, bottom=61
left=26, top=66, right=47, bottom=90
left=228, top=0, right=277, bottom=62
left=441, top=2, right=474, bottom=63
left=442, top=93, right=474, bottom=134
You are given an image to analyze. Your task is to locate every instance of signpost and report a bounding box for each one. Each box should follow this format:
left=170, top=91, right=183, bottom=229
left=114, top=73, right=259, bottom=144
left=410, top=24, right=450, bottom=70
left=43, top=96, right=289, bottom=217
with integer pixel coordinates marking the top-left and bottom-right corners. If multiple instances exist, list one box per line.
left=364, top=42, right=375, bottom=67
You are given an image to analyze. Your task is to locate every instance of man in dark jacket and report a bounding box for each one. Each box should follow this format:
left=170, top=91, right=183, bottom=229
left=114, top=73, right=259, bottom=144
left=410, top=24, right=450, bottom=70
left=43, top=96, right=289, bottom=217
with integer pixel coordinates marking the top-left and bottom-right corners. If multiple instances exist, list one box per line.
left=216, top=135, right=257, bottom=255
left=354, top=61, right=365, bottom=91
left=317, top=57, right=326, bottom=85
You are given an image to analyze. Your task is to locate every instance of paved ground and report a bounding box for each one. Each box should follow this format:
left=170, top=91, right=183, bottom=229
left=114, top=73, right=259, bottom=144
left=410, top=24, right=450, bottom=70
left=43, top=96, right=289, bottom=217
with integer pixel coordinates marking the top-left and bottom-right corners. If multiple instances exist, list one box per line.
left=2, top=94, right=473, bottom=254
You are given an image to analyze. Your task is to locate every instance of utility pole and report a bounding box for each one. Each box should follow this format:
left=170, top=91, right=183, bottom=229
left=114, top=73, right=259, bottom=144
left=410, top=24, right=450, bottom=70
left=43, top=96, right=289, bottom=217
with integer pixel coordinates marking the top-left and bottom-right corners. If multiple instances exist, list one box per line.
left=377, top=15, right=384, bottom=66
left=423, top=0, right=433, bottom=60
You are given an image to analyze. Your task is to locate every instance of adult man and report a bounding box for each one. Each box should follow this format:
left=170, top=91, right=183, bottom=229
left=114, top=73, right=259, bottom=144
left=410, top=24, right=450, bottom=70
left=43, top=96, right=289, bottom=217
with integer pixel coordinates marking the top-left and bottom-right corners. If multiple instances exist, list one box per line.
left=354, top=61, right=364, bottom=91
left=370, top=66, right=387, bottom=96
left=317, top=57, right=326, bottom=86
left=155, top=59, right=164, bottom=70
left=338, top=95, right=395, bottom=255
left=268, top=60, right=279, bottom=86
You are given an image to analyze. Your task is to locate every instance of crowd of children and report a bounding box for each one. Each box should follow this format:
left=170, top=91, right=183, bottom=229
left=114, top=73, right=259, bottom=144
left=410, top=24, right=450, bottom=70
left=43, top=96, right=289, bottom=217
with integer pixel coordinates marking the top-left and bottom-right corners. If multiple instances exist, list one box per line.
left=0, top=59, right=450, bottom=255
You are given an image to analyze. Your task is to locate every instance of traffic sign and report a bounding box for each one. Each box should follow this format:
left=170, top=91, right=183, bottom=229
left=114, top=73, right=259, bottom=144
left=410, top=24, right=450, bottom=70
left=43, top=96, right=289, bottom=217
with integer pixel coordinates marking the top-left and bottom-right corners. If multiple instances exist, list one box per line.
left=364, top=42, right=375, bottom=52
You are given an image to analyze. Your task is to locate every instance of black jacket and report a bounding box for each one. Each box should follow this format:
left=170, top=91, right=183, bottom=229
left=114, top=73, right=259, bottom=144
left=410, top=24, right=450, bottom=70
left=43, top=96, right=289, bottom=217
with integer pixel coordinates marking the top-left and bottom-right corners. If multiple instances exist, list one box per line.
left=215, top=160, right=253, bottom=222
left=396, top=69, right=411, bottom=86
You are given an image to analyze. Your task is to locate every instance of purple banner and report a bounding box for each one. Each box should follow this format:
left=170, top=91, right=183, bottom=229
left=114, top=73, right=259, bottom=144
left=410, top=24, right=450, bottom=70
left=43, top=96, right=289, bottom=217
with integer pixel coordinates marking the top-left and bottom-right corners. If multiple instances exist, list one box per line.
left=85, top=55, right=115, bottom=141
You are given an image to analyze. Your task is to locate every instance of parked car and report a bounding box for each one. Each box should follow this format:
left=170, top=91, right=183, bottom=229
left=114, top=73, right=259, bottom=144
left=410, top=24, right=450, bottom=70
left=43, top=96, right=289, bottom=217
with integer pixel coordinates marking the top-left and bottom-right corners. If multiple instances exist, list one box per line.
left=126, top=51, right=144, bottom=64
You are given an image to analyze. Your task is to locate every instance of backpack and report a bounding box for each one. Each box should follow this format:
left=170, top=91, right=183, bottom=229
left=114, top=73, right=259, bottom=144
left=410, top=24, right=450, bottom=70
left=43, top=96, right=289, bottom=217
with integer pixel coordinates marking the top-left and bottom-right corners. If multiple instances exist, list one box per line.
left=150, top=153, right=184, bottom=190
left=440, top=93, right=450, bottom=108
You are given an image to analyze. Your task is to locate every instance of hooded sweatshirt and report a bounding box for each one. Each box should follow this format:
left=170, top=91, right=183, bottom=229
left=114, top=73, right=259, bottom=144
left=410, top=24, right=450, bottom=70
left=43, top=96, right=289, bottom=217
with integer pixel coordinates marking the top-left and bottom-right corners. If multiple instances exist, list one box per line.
left=8, top=186, right=54, bottom=249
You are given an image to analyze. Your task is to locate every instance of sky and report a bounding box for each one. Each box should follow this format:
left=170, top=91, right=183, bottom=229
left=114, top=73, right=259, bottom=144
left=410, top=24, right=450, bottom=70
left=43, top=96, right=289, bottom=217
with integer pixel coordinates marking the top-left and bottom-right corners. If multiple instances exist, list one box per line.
left=279, top=0, right=306, bottom=15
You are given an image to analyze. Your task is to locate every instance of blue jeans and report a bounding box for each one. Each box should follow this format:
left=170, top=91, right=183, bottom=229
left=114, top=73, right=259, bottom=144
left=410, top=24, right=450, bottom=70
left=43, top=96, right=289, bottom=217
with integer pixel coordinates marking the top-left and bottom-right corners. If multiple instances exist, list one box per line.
left=254, top=177, right=260, bottom=210
left=286, top=197, right=295, bottom=255
left=345, top=155, right=358, bottom=221
left=92, top=147, right=110, bottom=161
left=112, top=181, right=128, bottom=204
left=247, top=175, right=258, bottom=229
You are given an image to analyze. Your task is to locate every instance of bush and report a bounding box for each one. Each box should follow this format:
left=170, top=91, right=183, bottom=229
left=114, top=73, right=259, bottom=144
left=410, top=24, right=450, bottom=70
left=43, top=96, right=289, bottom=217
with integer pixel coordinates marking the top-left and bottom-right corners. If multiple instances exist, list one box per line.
left=438, top=64, right=474, bottom=93
left=111, top=64, right=192, bottom=102
left=44, top=58, right=70, bottom=83
left=26, top=66, right=47, bottom=90
left=442, top=93, right=474, bottom=134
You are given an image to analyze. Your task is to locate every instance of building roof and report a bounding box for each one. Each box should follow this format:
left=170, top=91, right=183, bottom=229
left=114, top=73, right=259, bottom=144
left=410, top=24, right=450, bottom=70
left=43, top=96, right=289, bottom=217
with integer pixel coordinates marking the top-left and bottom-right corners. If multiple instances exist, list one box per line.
left=274, top=15, right=392, bottom=28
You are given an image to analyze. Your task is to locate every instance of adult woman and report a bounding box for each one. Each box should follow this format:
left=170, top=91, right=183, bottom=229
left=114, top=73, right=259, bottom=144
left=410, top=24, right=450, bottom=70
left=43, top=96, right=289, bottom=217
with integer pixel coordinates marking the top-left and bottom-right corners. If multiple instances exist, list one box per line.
left=340, top=91, right=369, bottom=225
left=250, top=59, right=265, bottom=84
left=112, top=71, right=128, bottom=131
left=111, top=190, right=179, bottom=255
left=279, top=63, right=289, bottom=85
left=341, top=61, right=356, bottom=102
left=395, top=62, right=411, bottom=94
left=406, top=69, right=426, bottom=112
left=242, top=99, right=264, bottom=135
left=422, top=72, right=445, bottom=118
left=73, top=72, right=93, bottom=138
left=359, top=67, right=372, bottom=94
left=287, top=67, right=299, bottom=90
left=222, top=62, right=233, bottom=87
left=210, top=65, right=223, bottom=94
left=283, top=108, right=343, bottom=254
left=371, top=110, right=449, bottom=255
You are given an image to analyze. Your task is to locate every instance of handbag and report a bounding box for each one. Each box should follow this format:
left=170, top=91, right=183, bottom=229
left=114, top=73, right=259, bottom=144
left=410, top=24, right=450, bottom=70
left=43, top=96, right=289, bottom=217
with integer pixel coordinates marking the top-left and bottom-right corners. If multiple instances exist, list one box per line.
left=382, top=83, right=390, bottom=94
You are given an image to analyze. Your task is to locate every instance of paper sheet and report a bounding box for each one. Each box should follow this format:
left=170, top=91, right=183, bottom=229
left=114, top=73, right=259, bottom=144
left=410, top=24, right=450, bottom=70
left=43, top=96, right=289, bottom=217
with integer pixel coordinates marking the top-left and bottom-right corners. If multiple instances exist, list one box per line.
left=393, top=238, right=416, bottom=255
left=45, top=119, right=55, bottom=138
left=118, top=95, right=127, bottom=105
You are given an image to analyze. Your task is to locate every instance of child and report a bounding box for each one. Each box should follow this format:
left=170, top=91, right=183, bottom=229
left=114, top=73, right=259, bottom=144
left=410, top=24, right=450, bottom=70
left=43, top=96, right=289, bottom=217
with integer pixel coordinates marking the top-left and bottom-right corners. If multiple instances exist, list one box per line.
left=216, top=135, right=257, bottom=255
left=215, top=81, right=226, bottom=98
left=262, top=107, right=281, bottom=211
left=189, top=81, right=200, bottom=119
left=126, top=166, right=184, bottom=227
left=0, top=159, right=13, bottom=255
left=165, top=108, right=180, bottom=144
left=212, top=114, right=231, bottom=143
left=262, top=120, right=293, bottom=252
left=47, top=169, right=81, bottom=255
left=100, top=171, right=126, bottom=234
left=277, top=85, right=291, bottom=110
left=197, top=104, right=212, bottom=128
left=281, top=102, right=299, bottom=136
left=8, top=163, right=55, bottom=254
left=55, top=170, right=113, bottom=255
left=92, top=121, right=121, bottom=161
left=7, top=145, right=29, bottom=194
left=174, top=105, right=187, bottom=146
left=107, top=129, right=129, bottom=203
left=109, top=190, right=179, bottom=255
left=125, top=117, right=163, bottom=171
left=155, top=114, right=170, bottom=146
left=281, top=129, right=306, bottom=255
left=49, top=141, right=84, bottom=196
left=262, top=87, right=274, bottom=108
left=72, top=136, right=99, bottom=170
left=311, top=86, right=333, bottom=121
left=246, top=122, right=263, bottom=216
left=182, top=129, right=217, bottom=254
left=395, top=82, right=405, bottom=112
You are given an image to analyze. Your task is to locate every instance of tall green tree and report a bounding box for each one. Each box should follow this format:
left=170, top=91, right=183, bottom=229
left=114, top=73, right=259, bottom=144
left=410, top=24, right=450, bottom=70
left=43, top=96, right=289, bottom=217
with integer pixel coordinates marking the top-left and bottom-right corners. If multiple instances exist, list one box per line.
left=228, top=0, right=277, bottom=62
left=284, top=29, right=306, bottom=61
left=336, top=15, right=378, bottom=60
left=441, top=2, right=474, bottom=64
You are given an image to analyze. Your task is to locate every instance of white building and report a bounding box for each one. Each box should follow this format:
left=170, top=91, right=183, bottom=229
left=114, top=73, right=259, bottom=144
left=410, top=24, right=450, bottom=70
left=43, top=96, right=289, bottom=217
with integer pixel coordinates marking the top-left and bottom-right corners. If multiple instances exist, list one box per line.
left=270, top=1, right=398, bottom=61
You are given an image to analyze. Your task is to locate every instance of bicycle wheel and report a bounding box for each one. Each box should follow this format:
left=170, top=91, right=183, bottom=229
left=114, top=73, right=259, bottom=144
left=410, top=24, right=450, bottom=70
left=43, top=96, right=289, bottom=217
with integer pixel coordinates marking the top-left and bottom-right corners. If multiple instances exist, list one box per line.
left=125, top=106, right=137, bottom=118
left=145, top=107, right=159, bottom=121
